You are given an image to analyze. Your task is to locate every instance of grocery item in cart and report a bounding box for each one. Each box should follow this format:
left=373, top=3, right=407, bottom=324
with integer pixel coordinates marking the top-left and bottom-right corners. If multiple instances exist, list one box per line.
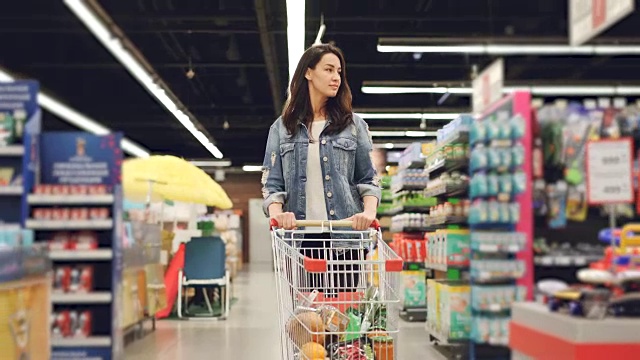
left=325, top=338, right=374, bottom=360
left=286, top=311, right=325, bottom=347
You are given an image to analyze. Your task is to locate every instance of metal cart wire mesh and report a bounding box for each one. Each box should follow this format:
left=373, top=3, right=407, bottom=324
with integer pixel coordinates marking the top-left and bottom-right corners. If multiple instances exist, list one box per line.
left=271, top=219, right=403, bottom=360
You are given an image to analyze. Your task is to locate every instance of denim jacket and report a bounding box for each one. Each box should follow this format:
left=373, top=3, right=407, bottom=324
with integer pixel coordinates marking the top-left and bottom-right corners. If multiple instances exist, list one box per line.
left=261, top=113, right=381, bottom=223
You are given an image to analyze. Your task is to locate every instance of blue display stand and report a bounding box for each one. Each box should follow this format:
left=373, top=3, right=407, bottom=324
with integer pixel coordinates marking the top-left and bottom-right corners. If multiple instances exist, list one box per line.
left=25, top=132, right=124, bottom=360
left=0, top=80, right=40, bottom=226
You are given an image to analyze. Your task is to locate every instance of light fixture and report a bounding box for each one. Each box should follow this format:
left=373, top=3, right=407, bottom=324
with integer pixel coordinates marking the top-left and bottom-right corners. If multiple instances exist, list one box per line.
left=356, top=112, right=460, bottom=120
left=0, top=69, right=150, bottom=158
left=377, top=42, right=640, bottom=56
left=64, top=0, right=223, bottom=159
left=286, top=0, right=305, bottom=82
left=242, top=165, right=263, bottom=172
left=362, top=84, right=640, bottom=96
left=369, top=130, right=437, bottom=137
left=190, top=160, right=232, bottom=167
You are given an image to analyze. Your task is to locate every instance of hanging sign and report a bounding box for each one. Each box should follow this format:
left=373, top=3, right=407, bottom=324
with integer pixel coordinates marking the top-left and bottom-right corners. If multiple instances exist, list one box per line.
left=570, top=0, right=634, bottom=46
left=472, top=58, right=504, bottom=114
left=586, top=138, right=634, bottom=204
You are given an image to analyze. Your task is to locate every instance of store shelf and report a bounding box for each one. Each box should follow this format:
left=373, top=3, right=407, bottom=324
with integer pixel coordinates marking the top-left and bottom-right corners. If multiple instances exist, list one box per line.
left=51, top=292, right=113, bottom=304
left=0, top=145, right=25, bottom=156
left=0, top=185, right=23, bottom=195
left=392, top=183, right=428, bottom=194
left=533, top=255, right=598, bottom=267
left=426, top=158, right=468, bottom=177
left=50, top=249, right=113, bottom=261
left=28, top=194, right=114, bottom=205
left=424, top=183, right=468, bottom=199
left=425, top=262, right=469, bottom=272
left=52, top=337, right=112, bottom=347
left=26, top=219, right=113, bottom=230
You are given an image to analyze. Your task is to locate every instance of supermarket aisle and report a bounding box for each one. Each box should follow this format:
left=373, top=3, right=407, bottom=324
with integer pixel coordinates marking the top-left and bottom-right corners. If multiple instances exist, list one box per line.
left=125, top=263, right=445, bottom=360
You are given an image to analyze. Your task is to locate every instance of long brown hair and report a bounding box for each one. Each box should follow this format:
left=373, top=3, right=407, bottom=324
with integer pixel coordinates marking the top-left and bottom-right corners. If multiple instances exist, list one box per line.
left=282, top=44, right=353, bottom=136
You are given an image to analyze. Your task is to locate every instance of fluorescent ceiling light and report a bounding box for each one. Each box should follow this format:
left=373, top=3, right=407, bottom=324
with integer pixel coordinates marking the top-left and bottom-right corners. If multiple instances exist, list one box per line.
left=64, top=0, right=223, bottom=159
left=363, top=85, right=640, bottom=96
left=242, top=165, right=263, bottom=172
left=377, top=43, right=640, bottom=55
left=190, top=160, right=232, bottom=167
left=286, top=0, right=305, bottom=82
left=0, top=69, right=150, bottom=158
left=357, top=112, right=460, bottom=120
left=369, top=131, right=437, bottom=137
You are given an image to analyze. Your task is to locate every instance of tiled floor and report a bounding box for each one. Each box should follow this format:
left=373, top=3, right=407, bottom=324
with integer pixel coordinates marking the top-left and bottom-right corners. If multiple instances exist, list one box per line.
left=125, top=263, right=446, bottom=360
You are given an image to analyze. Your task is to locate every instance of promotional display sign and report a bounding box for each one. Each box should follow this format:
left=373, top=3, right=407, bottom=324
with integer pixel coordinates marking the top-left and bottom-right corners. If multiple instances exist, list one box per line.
left=569, top=0, right=634, bottom=46
left=586, top=138, right=634, bottom=204
left=0, top=80, right=41, bottom=225
left=39, top=132, right=122, bottom=186
left=472, top=58, right=504, bottom=115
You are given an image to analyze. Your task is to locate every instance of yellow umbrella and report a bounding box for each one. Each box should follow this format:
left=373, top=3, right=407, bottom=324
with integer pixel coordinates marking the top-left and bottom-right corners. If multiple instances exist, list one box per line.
left=122, top=155, right=233, bottom=209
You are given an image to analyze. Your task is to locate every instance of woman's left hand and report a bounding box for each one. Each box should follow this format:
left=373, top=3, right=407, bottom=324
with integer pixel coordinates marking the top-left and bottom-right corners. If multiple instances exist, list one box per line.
left=347, top=211, right=377, bottom=230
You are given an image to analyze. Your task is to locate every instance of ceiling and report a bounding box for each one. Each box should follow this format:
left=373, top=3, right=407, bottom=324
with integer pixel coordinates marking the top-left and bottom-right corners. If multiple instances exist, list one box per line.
left=1, top=0, right=640, bottom=166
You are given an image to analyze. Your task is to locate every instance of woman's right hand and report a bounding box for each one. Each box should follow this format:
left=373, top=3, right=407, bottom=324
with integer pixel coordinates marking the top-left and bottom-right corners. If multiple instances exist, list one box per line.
left=271, top=212, right=297, bottom=230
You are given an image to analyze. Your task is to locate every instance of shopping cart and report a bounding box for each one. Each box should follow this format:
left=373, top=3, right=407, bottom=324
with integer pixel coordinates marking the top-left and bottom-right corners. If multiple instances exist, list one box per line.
left=270, top=219, right=404, bottom=360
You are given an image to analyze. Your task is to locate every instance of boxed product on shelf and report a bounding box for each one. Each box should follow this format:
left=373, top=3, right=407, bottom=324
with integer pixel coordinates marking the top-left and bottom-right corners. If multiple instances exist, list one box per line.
left=391, top=168, right=429, bottom=190
left=401, top=270, right=426, bottom=308
left=398, top=142, right=426, bottom=169
left=0, top=228, right=34, bottom=247
left=392, top=233, right=426, bottom=262
left=472, top=316, right=509, bottom=346
left=437, top=114, right=473, bottom=144
left=51, top=310, right=92, bottom=338
left=471, top=285, right=527, bottom=312
left=427, top=279, right=471, bottom=340
left=426, top=229, right=470, bottom=267
left=470, top=260, right=526, bottom=280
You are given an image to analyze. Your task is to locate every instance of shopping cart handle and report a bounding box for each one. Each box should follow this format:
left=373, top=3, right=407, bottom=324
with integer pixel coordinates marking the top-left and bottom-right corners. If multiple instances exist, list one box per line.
left=270, top=219, right=381, bottom=230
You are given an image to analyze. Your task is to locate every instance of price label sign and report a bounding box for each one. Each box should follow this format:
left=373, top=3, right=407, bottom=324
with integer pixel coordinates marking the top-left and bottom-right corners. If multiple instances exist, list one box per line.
left=586, top=138, right=634, bottom=204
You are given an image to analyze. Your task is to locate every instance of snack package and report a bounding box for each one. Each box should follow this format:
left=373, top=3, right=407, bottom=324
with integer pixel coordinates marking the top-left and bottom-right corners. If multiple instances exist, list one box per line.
left=319, top=305, right=349, bottom=333
left=326, top=338, right=374, bottom=360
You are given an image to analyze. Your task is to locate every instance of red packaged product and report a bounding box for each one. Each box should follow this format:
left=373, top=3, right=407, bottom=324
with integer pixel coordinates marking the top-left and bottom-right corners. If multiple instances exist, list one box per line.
left=77, top=266, right=94, bottom=293
left=76, top=311, right=92, bottom=338
left=52, top=208, right=71, bottom=221
left=53, top=266, right=71, bottom=293
left=75, top=231, right=98, bottom=250
left=88, top=185, right=107, bottom=195
left=89, top=208, right=109, bottom=219
left=53, top=311, right=72, bottom=338
left=69, top=185, right=88, bottom=195
left=35, top=184, right=52, bottom=195
left=70, top=208, right=89, bottom=220
left=51, top=185, right=69, bottom=195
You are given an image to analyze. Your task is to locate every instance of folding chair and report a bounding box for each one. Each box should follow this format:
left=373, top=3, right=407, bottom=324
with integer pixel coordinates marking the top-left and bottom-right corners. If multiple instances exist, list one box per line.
left=177, top=236, right=230, bottom=320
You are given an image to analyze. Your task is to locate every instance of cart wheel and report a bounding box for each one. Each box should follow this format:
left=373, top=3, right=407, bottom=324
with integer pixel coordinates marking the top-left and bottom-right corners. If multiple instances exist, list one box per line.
left=569, top=301, right=583, bottom=316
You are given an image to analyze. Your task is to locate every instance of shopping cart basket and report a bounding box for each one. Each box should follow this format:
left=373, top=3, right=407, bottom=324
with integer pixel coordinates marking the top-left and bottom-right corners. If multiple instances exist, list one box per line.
left=270, top=219, right=404, bottom=360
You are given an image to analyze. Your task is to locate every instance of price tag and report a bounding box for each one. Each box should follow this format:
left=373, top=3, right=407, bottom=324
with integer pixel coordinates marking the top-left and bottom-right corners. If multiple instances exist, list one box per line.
left=587, top=139, right=634, bottom=204
left=479, top=244, right=499, bottom=252
left=489, top=303, right=501, bottom=312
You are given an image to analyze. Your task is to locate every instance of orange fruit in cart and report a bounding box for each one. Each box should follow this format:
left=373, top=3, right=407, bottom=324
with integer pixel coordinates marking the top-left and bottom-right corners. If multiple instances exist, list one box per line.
left=286, top=312, right=325, bottom=347
left=300, top=342, right=326, bottom=359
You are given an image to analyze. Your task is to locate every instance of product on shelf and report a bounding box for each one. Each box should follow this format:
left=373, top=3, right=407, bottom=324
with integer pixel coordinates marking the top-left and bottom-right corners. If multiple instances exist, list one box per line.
left=471, top=286, right=527, bottom=311
left=48, top=231, right=98, bottom=250
left=471, top=316, right=509, bottom=346
left=391, top=233, right=426, bottom=263
left=471, top=260, right=526, bottom=281
left=426, top=229, right=470, bottom=267
left=427, top=279, right=471, bottom=340
left=391, top=168, right=429, bottom=191
left=52, top=265, right=94, bottom=293
left=32, top=207, right=109, bottom=221
left=33, top=184, right=109, bottom=196
left=51, top=310, right=92, bottom=338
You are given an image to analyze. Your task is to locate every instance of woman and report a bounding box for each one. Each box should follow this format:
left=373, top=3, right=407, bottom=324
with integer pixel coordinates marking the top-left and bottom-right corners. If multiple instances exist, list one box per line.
left=261, top=44, right=381, bottom=293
